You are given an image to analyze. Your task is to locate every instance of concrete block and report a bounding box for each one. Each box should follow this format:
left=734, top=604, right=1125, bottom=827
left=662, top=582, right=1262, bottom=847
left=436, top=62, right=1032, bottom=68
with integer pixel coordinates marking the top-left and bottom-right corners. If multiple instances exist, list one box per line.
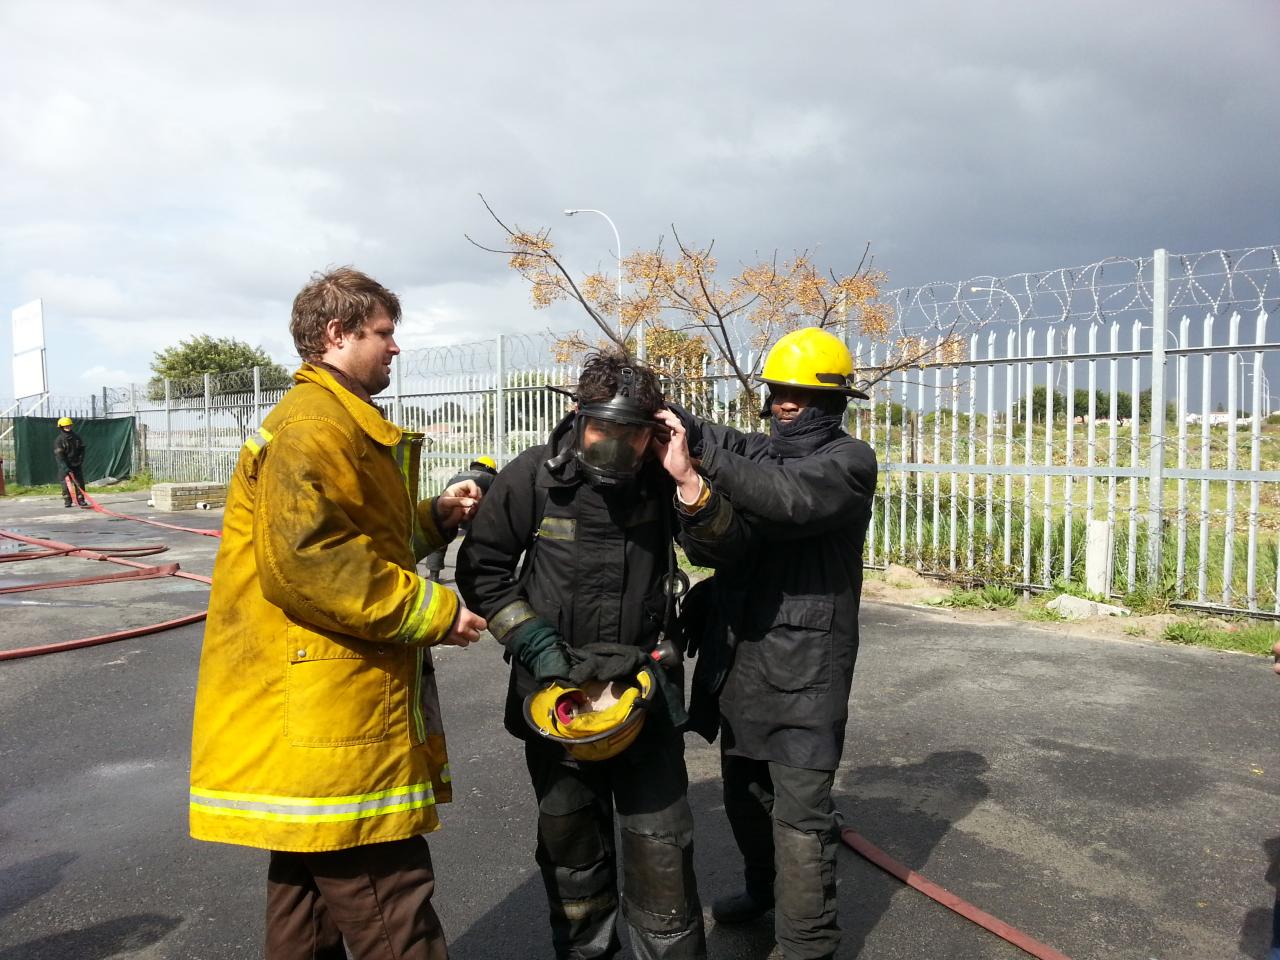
left=1047, top=594, right=1129, bottom=620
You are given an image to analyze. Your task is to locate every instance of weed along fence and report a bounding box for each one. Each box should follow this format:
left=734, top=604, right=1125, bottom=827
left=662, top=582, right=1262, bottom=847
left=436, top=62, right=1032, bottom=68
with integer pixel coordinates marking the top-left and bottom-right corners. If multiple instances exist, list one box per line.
left=4, top=244, right=1278, bottom=617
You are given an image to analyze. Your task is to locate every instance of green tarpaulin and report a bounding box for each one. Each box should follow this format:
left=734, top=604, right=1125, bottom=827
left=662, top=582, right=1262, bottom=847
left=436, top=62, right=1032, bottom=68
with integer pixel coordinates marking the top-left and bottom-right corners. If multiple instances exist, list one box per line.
left=14, top=417, right=135, bottom=487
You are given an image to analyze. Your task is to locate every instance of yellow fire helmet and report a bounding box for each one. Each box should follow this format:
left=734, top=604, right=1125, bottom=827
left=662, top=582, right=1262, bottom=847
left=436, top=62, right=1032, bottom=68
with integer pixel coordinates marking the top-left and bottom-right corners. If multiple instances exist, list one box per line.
left=474, top=455, right=497, bottom=471
left=57, top=416, right=73, bottom=427
left=759, top=327, right=869, bottom=400
left=523, top=665, right=656, bottom=762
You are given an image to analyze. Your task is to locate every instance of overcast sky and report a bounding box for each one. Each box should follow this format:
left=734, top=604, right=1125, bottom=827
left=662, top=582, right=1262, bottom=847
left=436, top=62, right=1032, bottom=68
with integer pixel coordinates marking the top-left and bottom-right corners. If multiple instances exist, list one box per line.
left=2, top=0, right=1277, bottom=398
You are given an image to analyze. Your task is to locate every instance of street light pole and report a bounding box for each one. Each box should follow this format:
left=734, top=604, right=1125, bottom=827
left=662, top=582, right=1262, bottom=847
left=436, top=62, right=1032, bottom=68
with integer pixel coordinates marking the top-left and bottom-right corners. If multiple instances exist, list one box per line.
left=564, top=208, right=639, bottom=361
left=971, top=285, right=1027, bottom=423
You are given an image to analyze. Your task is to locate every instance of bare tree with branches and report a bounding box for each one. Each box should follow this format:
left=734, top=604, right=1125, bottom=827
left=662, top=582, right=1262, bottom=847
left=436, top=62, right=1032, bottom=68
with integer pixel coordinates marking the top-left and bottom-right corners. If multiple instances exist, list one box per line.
left=467, top=195, right=968, bottom=399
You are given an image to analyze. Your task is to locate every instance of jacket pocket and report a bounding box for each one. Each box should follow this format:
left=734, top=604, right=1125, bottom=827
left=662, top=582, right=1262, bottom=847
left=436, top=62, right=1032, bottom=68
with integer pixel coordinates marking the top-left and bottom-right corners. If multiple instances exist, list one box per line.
left=285, top=626, right=391, bottom=746
left=757, top=597, right=834, bottom=693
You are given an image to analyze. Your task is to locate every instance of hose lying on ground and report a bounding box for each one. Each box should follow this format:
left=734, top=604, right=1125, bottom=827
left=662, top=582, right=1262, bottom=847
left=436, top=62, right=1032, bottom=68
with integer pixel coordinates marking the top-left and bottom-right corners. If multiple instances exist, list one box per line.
left=0, top=528, right=212, bottom=661
left=840, top=826, right=1072, bottom=959
left=74, top=482, right=222, bottom=539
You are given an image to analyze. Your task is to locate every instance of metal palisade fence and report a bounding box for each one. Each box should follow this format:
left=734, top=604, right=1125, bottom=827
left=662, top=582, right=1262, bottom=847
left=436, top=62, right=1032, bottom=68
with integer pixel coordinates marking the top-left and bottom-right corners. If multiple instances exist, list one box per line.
left=860, top=245, right=1280, bottom=616
left=3, top=244, right=1279, bottom=617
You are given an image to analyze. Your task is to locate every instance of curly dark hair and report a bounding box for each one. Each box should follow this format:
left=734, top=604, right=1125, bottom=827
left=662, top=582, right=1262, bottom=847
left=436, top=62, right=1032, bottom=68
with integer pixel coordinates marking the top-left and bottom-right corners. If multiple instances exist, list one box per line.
left=575, top=350, right=663, bottom=413
left=290, top=267, right=402, bottom=362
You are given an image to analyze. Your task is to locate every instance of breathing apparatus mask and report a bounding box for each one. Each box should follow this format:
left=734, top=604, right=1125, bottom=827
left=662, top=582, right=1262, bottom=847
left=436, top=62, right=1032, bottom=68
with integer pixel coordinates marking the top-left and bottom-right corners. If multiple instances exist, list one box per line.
left=573, top=367, right=656, bottom=488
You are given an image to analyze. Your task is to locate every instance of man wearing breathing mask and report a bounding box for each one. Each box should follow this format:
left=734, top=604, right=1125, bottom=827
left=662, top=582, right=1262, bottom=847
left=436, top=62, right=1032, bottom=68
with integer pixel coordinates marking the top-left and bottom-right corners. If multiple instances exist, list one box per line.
left=457, top=350, right=706, bottom=960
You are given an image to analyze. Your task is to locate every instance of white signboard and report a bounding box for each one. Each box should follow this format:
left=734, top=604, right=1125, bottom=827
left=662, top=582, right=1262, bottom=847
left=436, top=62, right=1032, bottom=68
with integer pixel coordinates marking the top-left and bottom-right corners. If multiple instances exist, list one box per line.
left=13, top=349, right=47, bottom=400
left=12, top=300, right=45, bottom=355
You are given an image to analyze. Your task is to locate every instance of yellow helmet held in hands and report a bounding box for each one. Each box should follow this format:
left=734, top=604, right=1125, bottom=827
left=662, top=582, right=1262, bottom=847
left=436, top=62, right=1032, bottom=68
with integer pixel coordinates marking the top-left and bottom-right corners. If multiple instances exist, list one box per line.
left=57, top=417, right=73, bottom=427
left=759, top=327, right=868, bottom=400
left=523, top=666, right=656, bottom=762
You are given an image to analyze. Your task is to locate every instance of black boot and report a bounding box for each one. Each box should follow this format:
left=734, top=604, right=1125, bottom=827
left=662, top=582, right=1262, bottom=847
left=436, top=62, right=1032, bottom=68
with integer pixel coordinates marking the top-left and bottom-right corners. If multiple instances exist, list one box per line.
left=711, top=889, right=774, bottom=925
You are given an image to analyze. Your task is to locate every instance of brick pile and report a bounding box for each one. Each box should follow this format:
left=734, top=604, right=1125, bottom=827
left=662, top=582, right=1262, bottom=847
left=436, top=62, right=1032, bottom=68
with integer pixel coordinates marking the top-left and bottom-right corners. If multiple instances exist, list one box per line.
left=151, top=482, right=227, bottom=512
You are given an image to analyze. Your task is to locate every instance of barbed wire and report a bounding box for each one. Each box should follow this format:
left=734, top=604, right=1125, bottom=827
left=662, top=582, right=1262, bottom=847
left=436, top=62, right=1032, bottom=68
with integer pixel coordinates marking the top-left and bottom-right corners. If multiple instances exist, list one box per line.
left=885, top=244, right=1280, bottom=337
left=397, top=330, right=580, bottom=379
left=9, top=243, right=1277, bottom=412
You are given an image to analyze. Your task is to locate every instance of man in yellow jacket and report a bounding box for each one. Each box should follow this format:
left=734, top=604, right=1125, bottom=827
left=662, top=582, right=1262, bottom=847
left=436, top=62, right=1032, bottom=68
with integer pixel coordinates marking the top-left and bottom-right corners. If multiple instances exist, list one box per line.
left=190, top=267, right=487, bottom=960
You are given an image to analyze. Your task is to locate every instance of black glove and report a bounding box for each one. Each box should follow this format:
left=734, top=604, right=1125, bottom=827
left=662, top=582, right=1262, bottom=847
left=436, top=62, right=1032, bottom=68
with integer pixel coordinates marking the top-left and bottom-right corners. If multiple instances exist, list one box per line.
left=506, top=618, right=574, bottom=683
left=566, top=643, right=650, bottom=687
left=664, top=401, right=705, bottom=458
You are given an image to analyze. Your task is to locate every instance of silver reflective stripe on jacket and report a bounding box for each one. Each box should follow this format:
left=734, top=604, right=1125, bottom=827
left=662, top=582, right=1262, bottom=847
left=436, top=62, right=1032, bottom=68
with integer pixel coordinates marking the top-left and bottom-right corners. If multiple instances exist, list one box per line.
left=190, top=782, right=435, bottom=824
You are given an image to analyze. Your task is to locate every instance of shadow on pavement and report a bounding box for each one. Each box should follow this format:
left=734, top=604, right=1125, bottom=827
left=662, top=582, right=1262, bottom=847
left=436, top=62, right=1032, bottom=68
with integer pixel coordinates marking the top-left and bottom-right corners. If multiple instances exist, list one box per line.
left=450, top=750, right=990, bottom=959
left=446, top=872, right=557, bottom=958
left=1237, top=834, right=1280, bottom=959
left=0, top=914, right=181, bottom=960
left=837, top=750, right=991, bottom=956
left=0, top=852, right=77, bottom=921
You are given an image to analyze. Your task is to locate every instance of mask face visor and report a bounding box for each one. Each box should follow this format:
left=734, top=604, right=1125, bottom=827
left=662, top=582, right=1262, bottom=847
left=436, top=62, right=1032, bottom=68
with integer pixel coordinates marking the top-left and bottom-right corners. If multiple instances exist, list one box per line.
left=576, top=416, right=653, bottom=481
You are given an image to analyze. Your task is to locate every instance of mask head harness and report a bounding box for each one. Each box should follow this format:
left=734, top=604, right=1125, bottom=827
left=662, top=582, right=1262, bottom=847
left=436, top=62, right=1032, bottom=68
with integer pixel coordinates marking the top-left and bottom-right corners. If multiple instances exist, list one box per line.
left=573, top=366, right=656, bottom=487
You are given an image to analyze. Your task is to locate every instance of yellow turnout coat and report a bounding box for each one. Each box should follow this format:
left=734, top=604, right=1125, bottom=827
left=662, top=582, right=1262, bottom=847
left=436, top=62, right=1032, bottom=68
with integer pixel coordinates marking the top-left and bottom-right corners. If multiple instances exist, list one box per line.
left=189, top=364, right=460, bottom=852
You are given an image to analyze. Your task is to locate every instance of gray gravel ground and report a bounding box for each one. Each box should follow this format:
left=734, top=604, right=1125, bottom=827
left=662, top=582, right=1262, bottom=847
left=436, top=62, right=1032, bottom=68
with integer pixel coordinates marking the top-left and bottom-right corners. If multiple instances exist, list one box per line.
left=1, top=493, right=1277, bottom=959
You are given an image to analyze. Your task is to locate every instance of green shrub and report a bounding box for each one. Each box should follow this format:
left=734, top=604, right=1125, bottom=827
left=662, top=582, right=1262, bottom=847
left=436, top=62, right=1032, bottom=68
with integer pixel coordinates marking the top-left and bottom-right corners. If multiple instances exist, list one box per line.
left=1123, top=585, right=1173, bottom=616
left=1050, top=579, right=1106, bottom=603
left=942, top=589, right=987, bottom=608
left=1163, top=620, right=1213, bottom=645
left=979, top=585, right=1018, bottom=608
left=1024, top=604, right=1066, bottom=622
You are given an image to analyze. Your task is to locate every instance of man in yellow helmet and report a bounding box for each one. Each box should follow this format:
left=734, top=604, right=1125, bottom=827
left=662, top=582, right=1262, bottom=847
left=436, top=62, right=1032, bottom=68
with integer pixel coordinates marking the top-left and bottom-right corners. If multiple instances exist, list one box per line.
left=53, top=416, right=89, bottom=508
left=655, top=327, right=877, bottom=960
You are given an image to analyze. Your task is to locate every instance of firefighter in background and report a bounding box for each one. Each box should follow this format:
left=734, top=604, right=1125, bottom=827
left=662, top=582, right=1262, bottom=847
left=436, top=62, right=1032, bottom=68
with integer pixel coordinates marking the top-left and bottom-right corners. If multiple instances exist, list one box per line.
left=53, top=416, right=89, bottom=508
left=189, top=267, right=488, bottom=960
left=660, top=327, right=877, bottom=960
left=457, top=351, right=707, bottom=960
left=424, top=456, right=498, bottom=583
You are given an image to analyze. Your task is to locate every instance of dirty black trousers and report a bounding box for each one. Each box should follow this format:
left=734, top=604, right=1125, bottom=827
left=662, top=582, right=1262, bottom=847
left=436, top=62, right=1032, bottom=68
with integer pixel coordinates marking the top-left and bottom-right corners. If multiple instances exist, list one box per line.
left=265, top=836, right=448, bottom=960
left=523, top=725, right=706, bottom=960
left=721, top=747, right=840, bottom=960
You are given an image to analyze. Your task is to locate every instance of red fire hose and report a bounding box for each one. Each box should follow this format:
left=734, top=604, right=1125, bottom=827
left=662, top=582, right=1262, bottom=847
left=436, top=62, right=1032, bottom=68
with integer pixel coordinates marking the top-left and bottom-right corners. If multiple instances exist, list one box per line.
left=70, top=479, right=222, bottom=538
left=0, top=562, right=181, bottom=594
left=0, top=527, right=213, bottom=661
left=0, top=612, right=210, bottom=661
left=840, top=827, right=1072, bottom=960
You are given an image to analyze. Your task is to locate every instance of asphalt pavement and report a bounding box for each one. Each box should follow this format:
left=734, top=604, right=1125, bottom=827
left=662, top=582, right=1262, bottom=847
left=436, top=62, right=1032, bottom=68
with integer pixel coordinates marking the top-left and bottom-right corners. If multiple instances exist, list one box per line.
left=1, top=493, right=1277, bottom=959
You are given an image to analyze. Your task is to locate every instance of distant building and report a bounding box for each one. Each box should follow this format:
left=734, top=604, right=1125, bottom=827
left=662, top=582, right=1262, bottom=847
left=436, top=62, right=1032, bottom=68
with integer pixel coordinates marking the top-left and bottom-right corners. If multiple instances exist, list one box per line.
left=1184, top=412, right=1240, bottom=427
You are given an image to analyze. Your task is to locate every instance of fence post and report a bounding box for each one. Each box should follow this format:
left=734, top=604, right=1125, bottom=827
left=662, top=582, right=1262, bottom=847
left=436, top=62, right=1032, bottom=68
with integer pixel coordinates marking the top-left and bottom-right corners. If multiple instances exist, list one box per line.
left=1147, top=248, right=1169, bottom=585
left=203, top=373, right=213, bottom=481
left=102, top=386, right=109, bottom=416
left=494, top=335, right=506, bottom=463
left=392, top=355, right=403, bottom=425
left=165, top=378, right=172, bottom=482
left=253, top=365, right=262, bottom=430
left=129, top=382, right=142, bottom=474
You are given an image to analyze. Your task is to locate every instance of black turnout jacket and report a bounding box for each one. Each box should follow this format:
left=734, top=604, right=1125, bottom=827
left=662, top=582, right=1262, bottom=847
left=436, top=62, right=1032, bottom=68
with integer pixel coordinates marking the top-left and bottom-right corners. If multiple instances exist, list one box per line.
left=53, top=429, right=85, bottom=469
left=679, top=422, right=877, bottom=771
left=456, top=415, right=679, bottom=741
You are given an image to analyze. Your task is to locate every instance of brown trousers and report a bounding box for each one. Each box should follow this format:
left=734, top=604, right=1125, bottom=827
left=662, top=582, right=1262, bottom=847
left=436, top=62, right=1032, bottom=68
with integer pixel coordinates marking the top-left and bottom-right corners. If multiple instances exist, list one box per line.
left=265, top=835, right=448, bottom=960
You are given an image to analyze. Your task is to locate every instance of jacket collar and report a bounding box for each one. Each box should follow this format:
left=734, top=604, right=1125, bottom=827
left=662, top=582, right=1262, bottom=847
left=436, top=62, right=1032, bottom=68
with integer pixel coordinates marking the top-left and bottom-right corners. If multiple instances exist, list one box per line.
left=294, top=363, right=402, bottom=447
